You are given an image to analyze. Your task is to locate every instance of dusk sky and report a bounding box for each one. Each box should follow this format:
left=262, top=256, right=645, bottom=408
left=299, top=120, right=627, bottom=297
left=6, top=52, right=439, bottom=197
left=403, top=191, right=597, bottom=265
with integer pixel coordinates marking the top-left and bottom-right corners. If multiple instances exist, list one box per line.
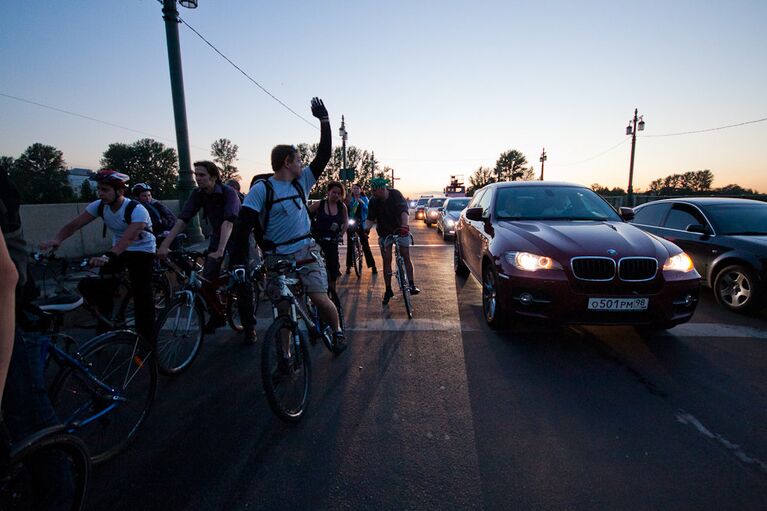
left=1, top=1, right=766, bottom=197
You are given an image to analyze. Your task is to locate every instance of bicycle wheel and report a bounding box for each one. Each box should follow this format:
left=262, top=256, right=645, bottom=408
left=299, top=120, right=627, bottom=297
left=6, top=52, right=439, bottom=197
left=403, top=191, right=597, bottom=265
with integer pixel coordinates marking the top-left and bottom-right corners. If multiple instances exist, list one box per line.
left=397, top=256, right=413, bottom=319
left=153, top=297, right=205, bottom=376
left=49, top=331, right=157, bottom=464
left=0, top=431, right=90, bottom=511
left=353, top=239, right=363, bottom=278
left=225, top=291, right=245, bottom=332
left=260, top=316, right=311, bottom=423
left=152, top=271, right=172, bottom=310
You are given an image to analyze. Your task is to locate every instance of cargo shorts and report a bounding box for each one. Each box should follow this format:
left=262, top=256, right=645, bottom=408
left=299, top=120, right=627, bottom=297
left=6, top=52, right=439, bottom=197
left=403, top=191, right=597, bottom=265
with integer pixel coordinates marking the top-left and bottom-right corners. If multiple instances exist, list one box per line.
left=265, top=240, right=328, bottom=299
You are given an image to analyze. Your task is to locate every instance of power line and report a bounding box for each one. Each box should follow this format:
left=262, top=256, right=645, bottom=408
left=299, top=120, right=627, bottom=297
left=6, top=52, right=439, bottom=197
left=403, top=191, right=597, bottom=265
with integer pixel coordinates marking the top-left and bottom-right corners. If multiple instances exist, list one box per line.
left=556, top=138, right=630, bottom=167
left=176, top=16, right=319, bottom=130
left=641, top=116, right=767, bottom=138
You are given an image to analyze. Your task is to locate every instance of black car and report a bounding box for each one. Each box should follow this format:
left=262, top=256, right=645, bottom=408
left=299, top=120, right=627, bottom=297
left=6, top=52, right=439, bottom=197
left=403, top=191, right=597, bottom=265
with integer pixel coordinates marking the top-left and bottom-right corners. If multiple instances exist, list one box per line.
left=630, top=197, right=767, bottom=312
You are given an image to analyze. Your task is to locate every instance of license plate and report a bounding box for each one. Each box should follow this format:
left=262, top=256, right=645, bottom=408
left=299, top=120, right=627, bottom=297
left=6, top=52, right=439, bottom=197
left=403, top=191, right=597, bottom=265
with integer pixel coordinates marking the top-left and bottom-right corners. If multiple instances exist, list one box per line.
left=588, top=297, right=648, bottom=311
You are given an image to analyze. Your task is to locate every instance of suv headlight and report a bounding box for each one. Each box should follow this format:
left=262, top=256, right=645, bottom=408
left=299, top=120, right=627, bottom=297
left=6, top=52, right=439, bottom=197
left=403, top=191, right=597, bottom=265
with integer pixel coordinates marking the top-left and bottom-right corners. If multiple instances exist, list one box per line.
left=663, top=252, right=695, bottom=272
left=504, top=251, right=563, bottom=271
left=446, top=218, right=455, bottom=227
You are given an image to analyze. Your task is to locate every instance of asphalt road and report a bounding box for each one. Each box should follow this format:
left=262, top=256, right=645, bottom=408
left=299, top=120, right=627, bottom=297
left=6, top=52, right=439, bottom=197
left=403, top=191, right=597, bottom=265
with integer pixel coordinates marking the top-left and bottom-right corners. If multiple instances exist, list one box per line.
left=86, top=215, right=767, bottom=510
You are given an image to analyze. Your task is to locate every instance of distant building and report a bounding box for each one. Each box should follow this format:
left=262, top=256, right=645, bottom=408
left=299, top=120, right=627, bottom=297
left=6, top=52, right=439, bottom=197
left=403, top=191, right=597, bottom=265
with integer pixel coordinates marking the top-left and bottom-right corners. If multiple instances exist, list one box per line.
left=67, top=167, right=95, bottom=194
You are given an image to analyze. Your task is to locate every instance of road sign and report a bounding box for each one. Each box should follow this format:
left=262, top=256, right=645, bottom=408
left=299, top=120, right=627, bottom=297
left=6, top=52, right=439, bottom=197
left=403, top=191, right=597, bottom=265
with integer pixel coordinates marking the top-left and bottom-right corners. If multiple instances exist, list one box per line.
left=340, top=168, right=356, bottom=181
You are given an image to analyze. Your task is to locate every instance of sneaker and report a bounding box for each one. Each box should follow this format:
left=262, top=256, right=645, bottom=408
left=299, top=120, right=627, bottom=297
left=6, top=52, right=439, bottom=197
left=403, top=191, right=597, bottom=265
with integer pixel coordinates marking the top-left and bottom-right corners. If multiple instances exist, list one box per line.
left=243, top=328, right=257, bottom=344
left=332, top=331, right=347, bottom=354
left=408, top=284, right=421, bottom=295
left=382, top=288, right=394, bottom=305
left=371, top=267, right=378, bottom=275
left=204, top=314, right=226, bottom=334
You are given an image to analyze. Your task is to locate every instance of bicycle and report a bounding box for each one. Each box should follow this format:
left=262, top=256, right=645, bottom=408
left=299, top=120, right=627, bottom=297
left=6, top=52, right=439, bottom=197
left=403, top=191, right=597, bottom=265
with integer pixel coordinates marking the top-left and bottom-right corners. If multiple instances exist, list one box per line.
left=0, top=425, right=90, bottom=511
left=260, top=255, right=343, bottom=423
left=21, top=295, right=157, bottom=465
left=382, top=233, right=415, bottom=319
left=152, top=248, right=256, bottom=375
left=347, top=220, right=364, bottom=278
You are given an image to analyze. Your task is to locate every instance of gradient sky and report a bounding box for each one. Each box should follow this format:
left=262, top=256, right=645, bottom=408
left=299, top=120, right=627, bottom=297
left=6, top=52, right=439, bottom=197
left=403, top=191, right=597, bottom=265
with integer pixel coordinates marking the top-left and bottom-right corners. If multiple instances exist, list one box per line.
left=2, top=0, right=766, bottom=197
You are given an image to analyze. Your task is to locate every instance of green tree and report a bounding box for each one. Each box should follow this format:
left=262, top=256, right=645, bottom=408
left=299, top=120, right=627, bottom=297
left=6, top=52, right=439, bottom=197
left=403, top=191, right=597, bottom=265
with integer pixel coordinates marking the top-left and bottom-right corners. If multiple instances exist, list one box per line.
left=79, top=179, right=97, bottom=202
left=468, top=166, right=495, bottom=193
left=494, top=149, right=529, bottom=181
left=591, top=183, right=626, bottom=196
left=101, top=138, right=178, bottom=199
left=714, top=184, right=758, bottom=195
left=0, top=156, right=13, bottom=176
left=210, top=138, right=240, bottom=182
left=298, top=144, right=378, bottom=198
left=9, top=143, right=73, bottom=204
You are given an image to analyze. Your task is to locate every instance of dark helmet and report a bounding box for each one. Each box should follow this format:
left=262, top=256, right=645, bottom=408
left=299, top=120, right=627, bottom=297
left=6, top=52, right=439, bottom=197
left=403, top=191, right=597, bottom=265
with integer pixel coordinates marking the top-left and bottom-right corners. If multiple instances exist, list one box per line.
left=132, top=182, right=152, bottom=195
left=90, top=169, right=130, bottom=187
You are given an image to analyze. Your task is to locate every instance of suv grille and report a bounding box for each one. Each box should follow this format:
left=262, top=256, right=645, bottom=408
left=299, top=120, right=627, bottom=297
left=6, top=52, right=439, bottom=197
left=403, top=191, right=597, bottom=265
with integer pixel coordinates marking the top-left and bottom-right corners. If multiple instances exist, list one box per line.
left=618, top=258, right=658, bottom=281
left=571, top=258, right=615, bottom=281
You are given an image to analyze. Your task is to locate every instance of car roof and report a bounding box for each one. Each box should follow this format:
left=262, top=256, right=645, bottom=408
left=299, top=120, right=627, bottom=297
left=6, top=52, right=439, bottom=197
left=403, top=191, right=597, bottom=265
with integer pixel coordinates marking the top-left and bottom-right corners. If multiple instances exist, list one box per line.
left=483, top=181, right=589, bottom=191
left=635, top=197, right=766, bottom=207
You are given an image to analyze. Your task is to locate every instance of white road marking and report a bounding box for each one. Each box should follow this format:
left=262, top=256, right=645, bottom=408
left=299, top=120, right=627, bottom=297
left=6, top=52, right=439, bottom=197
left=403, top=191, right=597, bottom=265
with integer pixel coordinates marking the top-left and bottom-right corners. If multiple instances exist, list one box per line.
left=676, top=410, right=767, bottom=474
left=663, top=323, right=767, bottom=339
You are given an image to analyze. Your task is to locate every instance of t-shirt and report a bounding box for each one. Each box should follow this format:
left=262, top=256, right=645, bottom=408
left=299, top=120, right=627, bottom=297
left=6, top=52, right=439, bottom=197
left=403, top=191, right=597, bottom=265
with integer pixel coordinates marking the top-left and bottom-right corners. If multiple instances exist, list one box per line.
left=85, top=198, right=156, bottom=253
left=242, top=168, right=315, bottom=254
left=177, top=183, right=241, bottom=250
left=367, top=189, right=408, bottom=236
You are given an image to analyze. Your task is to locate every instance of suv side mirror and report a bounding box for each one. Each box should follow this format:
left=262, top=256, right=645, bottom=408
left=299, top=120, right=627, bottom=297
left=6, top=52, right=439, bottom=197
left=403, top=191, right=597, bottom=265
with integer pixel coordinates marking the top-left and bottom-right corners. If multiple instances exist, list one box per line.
left=686, top=224, right=711, bottom=235
left=465, top=207, right=483, bottom=221
left=619, top=207, right=635, bottom=221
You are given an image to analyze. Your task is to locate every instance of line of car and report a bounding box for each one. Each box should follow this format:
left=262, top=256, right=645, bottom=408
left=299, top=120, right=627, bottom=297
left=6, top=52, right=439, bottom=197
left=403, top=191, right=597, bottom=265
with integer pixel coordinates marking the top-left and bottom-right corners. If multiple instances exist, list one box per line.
left=437, top=181, right=766, bottom=332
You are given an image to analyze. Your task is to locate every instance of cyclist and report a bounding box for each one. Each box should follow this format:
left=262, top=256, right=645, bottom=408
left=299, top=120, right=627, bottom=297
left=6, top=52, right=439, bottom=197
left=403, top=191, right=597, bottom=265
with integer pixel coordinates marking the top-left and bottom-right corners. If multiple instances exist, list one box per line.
left=41, top=169, right=156, bottom=341
left=225, top=179, right=246, bottom=203
left=229, top=97, right=346, bottom=356
left=309, top=180, right=348, bottom=296
left=132, top=183, right=177, bottom=238
left=364, top=177, right=420, bottom=305
left=345, top=183, right=377, bottom=275
left=157, top=161, right=257, bottom=343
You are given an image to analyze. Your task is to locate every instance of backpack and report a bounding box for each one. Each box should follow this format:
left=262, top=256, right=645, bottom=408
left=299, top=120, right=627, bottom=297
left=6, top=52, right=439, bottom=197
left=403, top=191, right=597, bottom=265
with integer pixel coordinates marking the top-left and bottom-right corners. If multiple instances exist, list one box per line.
left=96, top=199, right=153, bottom=238
left=140, top=201, right=167, bottom=236
left=253, top=178, right=311, bottom=249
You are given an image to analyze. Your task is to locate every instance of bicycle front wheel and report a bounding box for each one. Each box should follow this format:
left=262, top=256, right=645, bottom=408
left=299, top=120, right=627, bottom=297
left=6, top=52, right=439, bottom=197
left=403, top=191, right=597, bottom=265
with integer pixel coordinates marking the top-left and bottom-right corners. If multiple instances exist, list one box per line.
left=397, top=256, right=413, bottom=319
left=0, top=431, right=90, bottom=511
left=260, top=316, right=311, bottom=423
left=49, top=331, right=157, bottom=464
left=154, top=298, right=205, bottom=376
left=353, top=240, right=362, bottom=278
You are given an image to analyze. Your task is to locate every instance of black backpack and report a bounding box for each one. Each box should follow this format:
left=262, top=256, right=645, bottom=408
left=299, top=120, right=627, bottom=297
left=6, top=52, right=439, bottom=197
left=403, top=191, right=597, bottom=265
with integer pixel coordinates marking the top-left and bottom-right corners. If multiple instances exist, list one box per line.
left=253, top=178, right=311, bottom=249
left=96, top=199, right=153, bottom=238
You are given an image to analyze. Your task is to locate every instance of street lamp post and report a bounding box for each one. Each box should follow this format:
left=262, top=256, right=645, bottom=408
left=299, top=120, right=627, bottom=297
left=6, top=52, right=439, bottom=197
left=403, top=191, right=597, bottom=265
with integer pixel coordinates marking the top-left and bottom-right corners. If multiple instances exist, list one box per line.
left=625, top=108, right=645, bottom=207
left=339, top=116, right=348, bottom=184
left=539, top=148, right=547, bottom=180
left=162, top=0, right=203, bottom=241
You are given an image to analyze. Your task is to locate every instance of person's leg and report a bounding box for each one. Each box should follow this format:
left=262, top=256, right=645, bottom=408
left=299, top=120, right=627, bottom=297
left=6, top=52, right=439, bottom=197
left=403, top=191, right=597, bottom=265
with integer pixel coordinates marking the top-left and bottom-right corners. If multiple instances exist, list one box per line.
left=360, top=230, right=376, bottom=269
left=200, top=255, right=226, bottom=331
left=345, top=229, right=354, bottom=271
left=125, top=252, right=156, bottom=341
left=399, top=244, right=415, bottom=284
left=77, top=269, right=119, bottom=333
left=378, top=240, right=394, bottom=304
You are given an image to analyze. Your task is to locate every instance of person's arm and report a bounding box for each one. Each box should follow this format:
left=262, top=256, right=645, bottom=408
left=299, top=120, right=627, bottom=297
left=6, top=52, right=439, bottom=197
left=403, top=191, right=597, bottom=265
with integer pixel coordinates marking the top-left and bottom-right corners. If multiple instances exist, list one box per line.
left=41, top=211, right=95, bottom=250
left=307, top=201, right=320, bottom=215
left=210, top=221, right=233, bottom=260
left=159, top=191, right=200, bottom=256
left=157, top=218, right=187, bottom=258
left=210, top=187, right=241, bottom=259
left=229, top=207, right=262, bottom=266
left=341, top=202, right=349, bottom=232
left=308, top=98, right=331, bottom=180
left=0, top=228, right=18, bottom=403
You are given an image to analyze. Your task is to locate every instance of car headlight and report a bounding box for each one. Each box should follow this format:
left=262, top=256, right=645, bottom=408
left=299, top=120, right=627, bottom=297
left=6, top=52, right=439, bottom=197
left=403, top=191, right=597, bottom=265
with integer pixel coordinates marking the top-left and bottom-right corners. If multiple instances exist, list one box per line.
left=663, top=252, right=695, bottom=272
left=505, top=251, right=562, bottom=271
left=446, top=219, right=455, bottom=227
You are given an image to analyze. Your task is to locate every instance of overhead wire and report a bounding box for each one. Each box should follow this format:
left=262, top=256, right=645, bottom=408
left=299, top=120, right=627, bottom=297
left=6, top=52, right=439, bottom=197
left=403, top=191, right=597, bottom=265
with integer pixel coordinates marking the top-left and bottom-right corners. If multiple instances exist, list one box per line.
left=640, top=116, right=767, bottom=138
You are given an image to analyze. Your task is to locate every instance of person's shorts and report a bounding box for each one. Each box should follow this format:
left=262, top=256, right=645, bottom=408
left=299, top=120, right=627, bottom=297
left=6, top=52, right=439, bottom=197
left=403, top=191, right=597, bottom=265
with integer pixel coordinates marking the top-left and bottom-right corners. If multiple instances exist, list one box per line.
left=378, top=233, right=412, bottom=251
left=265, top=240, right=328, bottom=297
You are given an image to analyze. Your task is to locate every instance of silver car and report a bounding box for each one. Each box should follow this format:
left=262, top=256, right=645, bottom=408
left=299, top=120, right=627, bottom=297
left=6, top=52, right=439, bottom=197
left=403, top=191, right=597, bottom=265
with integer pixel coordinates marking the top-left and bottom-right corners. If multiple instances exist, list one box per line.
left=424, top=197, right=447, bottom=226
left=436, top=197, right=470, bottom=240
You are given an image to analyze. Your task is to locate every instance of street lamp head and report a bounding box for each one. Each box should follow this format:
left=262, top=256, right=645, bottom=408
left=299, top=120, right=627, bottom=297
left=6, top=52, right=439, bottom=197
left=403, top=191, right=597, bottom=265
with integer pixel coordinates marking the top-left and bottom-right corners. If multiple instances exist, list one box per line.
left=638, top=117, right=645, bottom=131
left=178, top=0, right=198, bottom=8
left=626, top=124, right=633, bottom=136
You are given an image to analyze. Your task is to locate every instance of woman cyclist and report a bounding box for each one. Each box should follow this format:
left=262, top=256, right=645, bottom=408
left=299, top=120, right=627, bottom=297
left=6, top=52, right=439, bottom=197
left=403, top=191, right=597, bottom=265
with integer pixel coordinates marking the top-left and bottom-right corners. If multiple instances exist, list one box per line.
left=309, top=181, right=348, bottom=297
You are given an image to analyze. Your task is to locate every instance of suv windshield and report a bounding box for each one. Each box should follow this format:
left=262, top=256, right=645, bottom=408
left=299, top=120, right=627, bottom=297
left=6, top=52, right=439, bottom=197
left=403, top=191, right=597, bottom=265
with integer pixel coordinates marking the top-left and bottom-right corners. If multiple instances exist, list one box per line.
left=494, top=186, right=621, bottom=221
left=446, top=198, right=470, bottom=211
left=417, top=198, right=430, bottom=207
left=428, top=198, right=446, bottom=208
left=702, top=203, right=767, bottom=235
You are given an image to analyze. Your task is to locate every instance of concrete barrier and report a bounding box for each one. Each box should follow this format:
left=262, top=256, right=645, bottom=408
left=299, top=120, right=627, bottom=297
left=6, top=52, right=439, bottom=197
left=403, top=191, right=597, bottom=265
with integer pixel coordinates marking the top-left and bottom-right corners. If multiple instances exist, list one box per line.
left=20, top=200, right=180, bottom=258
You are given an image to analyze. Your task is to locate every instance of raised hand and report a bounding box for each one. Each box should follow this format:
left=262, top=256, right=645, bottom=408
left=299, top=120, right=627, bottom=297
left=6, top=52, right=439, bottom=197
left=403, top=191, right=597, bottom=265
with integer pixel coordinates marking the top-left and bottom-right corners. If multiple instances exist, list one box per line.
left=311, top=97, right=328, bottom=120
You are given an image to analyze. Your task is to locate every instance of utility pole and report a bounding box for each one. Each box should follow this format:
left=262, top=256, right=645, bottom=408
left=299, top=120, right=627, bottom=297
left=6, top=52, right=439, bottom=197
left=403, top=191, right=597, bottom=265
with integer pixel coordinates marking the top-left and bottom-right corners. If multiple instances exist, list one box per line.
left=625, top=108, right=645, bottom=207
left=370, top=151, right=376, bottom=182
left=162, top=0, right=203, bottom=240
left=539, top=148, right=547, bottom=181
left=339, top=115, right=348, bottom=184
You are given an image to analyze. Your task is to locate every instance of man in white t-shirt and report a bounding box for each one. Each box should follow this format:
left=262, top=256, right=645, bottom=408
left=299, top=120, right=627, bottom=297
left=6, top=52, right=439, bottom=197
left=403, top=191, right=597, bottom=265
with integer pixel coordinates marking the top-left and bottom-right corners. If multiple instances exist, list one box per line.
left=229, top=98, right=347, bottom=360
left=41, top=169, right=156, bottom=340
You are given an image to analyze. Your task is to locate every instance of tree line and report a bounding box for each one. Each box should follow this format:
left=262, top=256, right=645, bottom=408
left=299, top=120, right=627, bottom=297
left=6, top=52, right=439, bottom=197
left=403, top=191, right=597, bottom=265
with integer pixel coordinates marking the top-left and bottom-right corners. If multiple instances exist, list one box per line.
left=591, top=169, right=760, bottom=197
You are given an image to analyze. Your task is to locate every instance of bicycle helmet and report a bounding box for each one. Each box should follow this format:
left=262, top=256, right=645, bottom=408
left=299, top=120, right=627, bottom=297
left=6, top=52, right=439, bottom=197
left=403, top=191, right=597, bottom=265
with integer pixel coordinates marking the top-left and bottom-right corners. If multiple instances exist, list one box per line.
left=370, top=177, right=390, bottom=189
left=90, top=169, right=130, bottom=187
left=132, top=182, right=152, bottom=195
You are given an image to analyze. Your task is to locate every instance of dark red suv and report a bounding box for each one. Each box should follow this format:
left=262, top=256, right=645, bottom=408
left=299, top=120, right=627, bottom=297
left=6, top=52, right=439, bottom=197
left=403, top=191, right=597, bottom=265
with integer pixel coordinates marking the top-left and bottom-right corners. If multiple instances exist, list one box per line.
left=454, top=182, right=701, bottom=330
